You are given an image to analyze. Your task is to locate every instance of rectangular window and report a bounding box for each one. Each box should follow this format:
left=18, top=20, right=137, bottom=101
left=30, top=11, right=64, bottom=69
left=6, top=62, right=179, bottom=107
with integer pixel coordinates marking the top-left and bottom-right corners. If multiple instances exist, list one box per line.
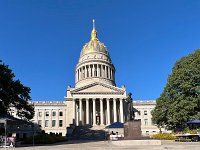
left=59, top=111, right=63, bottom=116
left=59, top=120, right=63, bottom=127
left=52, top=120, right=56, bottom=127
left=52, top=111, right=56, bottom=116
left=144, top=119, right=148, bottom=126
left=45, top=120, right=49, bottom=127
left=38, top=112, right=42, bottom=117
left=38, top=120, right=42, bottom=126
left=146, top=131, right=149, bottom=135
left=46, top=111, right=49, bottom=116
left=144, top=110, right=147, bottom=115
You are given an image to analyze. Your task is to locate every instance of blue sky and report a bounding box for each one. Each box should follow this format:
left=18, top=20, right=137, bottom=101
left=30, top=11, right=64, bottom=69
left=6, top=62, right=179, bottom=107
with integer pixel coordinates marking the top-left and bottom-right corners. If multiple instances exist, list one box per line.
left=1, top=0, right=200, bottom=100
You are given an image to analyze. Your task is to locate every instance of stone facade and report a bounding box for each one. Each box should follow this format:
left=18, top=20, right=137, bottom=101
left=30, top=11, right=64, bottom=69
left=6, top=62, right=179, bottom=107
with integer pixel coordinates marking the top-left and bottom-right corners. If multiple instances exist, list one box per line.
left=133, top=100, right=160, bottom=135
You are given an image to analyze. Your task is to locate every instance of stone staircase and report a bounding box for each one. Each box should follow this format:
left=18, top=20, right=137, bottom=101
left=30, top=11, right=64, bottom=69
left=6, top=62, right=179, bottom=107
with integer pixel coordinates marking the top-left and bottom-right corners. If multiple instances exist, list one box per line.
left=69, top=125, right=107, bottom=140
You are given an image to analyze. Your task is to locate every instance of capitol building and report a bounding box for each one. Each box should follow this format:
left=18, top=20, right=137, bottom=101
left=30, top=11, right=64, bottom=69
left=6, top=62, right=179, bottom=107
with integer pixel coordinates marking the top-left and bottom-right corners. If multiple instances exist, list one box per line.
left=18, top=21, right=160, bottom=136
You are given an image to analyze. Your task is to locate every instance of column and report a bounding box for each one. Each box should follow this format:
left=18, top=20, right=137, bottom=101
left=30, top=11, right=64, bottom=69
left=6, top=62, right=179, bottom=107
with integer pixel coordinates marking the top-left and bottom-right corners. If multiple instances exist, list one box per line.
left=113, top=99, right=117, bottom=122
left=106, top=99, right=110, bottom=125
left=104, top=66, right=106, bottom=78
left=100, top=98, right=104, bottom=125
left=105, top=66, right=107, bottom=78
left=73, top=99, right=76, bottom=125
left=79, top=99, right=83, bottom=125
left=94, top=65, right=97, bottom=77
left=77, top=70, right=78, bottom=81
left=110, top=69, right=113, bottom=80
left=84, top=66, right=86, bottom=78
left=78, top=69, right=80, bottom=80
left=79, top=69, right=81, bottom=80
left=97, top=64, right=100, bottom=77
left=92, top=99, right=96, bottom=125
left=99, top=64, right=102, bottom=77
left=86, top=65, right=88, bottom=78
left=101, top=65, right=104, bottom=77
left=80, top=68, right=82, bottom=80
left=76, top=102, right=79, bottom=126
left=113, top=70, right=115, bottom=81
left=120, top=99, right=124, bottom=123
left=79, top=68, right=81, bottom=80
left=108, top=67, right=110, bottom=79
left=83, top=66, right=85, bottom=78
left=86, top=98, right=89, bottom=124
left=83, top=67, right=85, bottom=78
left=91, top=64, right=93, bottom=77
left=89, top=65, right=91, bottom=77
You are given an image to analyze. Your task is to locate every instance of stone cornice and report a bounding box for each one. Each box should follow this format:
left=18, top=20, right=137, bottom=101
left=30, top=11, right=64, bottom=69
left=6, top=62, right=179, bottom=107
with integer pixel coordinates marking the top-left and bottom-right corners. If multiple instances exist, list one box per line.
left=76, top=59, right=115, bottom=70
left=30, top=101, right=66, bottom=106
left=72, top=92, right=124, bottom=95
left=133, top=100, right=156, bottom=106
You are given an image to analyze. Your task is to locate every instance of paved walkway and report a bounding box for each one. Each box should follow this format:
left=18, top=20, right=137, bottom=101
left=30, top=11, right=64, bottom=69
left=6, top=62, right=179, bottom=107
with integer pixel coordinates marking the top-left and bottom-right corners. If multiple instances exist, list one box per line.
left=13, top=140, right=200, bottom=150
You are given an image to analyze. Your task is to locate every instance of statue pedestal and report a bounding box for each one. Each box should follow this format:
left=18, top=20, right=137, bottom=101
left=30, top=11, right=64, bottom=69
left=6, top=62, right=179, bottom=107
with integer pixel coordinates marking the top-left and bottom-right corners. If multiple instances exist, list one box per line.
left=124, top=120, right=141, bottom=140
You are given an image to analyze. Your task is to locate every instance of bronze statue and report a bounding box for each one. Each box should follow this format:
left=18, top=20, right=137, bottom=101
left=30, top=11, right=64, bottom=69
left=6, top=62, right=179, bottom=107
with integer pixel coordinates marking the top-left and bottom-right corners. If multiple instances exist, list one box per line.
left=126, top=93, right=134, bottom=120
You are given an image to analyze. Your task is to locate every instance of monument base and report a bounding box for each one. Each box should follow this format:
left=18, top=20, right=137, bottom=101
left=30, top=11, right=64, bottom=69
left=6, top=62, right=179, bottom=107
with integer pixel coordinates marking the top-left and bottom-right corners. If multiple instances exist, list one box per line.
left=124, top=120, right=142, bottom=140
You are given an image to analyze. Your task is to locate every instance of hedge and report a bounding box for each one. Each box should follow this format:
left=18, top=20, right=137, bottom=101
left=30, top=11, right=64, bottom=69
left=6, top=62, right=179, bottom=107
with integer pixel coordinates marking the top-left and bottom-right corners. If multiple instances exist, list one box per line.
left=151, top=133, right=176, bottom=140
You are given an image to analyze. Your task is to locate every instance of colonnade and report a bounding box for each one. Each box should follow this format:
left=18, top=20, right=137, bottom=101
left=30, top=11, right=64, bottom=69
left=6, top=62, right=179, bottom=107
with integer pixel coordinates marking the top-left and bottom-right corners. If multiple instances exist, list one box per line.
left=76, top=64, right=115, bottom=82
left=73, top=98, right=124, bottom=126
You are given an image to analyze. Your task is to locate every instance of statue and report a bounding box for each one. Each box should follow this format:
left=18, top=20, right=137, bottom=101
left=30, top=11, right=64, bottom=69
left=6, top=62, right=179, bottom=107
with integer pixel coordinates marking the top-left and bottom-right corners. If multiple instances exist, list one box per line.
left=124, top=93, right=142, bottom=140
left=126, top=93, right=134, bottom=121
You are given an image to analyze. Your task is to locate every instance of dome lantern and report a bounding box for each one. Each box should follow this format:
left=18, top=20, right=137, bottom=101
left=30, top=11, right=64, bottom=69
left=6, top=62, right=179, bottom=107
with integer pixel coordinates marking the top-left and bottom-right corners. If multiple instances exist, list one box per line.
left=91, top=19, right=98, bottom=41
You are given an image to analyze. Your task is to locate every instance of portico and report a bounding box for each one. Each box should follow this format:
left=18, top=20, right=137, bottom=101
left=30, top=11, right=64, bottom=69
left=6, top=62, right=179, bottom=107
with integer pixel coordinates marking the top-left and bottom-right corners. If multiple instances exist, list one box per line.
left=73, top=98, right=124, bottom=126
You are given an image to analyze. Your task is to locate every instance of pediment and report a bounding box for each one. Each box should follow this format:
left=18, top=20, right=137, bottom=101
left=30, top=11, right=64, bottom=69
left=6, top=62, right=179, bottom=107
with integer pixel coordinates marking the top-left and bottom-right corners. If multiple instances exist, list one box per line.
left=71, top=82, right=125, bottom=94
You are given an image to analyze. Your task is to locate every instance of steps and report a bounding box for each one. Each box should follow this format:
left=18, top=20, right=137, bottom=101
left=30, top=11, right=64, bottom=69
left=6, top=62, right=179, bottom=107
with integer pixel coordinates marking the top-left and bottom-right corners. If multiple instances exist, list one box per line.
left=70, top=125, right=107, bottom=140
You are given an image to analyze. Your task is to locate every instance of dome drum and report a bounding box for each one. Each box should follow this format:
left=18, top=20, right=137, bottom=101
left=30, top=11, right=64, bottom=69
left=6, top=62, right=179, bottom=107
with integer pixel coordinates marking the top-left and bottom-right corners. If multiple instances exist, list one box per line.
left=75, top=62, right=115, bottom=87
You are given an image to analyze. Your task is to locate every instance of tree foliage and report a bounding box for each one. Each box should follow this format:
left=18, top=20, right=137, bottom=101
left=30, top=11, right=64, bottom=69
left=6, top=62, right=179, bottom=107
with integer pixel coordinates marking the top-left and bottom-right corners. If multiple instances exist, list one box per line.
left=152, top=49, right=200, bottom=130
left=0, top=60, right=34, bottom=120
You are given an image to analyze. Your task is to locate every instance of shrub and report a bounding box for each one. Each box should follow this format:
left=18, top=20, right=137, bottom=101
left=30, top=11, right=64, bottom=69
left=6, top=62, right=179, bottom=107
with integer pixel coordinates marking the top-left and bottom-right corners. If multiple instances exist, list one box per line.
left=24, top=134, right=66, bottom=144
left=151, top=133, right=176, bottom=140
left=182, top=129, right=199, bottom=134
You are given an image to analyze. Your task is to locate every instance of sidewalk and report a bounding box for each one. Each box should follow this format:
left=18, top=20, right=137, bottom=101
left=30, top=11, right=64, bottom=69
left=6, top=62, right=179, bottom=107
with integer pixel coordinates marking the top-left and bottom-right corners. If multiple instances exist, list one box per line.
left=9, top=140, right=200, bottom=150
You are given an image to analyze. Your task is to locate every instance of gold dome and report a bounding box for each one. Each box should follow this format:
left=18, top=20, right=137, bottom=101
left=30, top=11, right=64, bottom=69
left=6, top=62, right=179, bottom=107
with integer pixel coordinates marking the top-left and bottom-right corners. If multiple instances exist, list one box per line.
left=80, top=20, right=109, bottom=56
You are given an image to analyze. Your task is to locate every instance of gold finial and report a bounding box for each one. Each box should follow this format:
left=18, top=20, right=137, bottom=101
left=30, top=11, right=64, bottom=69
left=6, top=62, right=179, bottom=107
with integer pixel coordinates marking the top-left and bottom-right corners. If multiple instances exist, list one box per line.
left=91, top=19, right=98, bottom=41
left=93, top=19, right=95, bottom=29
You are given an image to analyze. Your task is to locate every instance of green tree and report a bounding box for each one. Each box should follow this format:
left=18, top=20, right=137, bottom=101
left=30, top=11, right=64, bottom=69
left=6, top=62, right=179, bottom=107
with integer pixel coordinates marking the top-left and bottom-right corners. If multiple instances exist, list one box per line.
left=152, top=49, right=200, bottom=130
left=0, top=60, right=34, bottom=120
